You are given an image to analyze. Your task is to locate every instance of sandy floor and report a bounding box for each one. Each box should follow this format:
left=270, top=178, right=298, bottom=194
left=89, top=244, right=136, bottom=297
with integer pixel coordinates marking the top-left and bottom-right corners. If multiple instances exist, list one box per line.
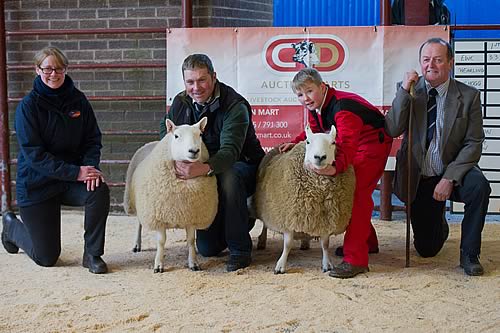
left=1, top=213, right=499, bottom=333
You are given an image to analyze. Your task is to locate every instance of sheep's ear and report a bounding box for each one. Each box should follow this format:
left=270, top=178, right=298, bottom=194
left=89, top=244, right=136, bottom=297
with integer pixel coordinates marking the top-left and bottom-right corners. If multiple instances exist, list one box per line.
left=196, top=117, right=208, bottom=133
left=305, top=124, right=313, bottom=139
left=329, top=125, right=337, bottom=141
left=166, top=119, right=176, bottom=134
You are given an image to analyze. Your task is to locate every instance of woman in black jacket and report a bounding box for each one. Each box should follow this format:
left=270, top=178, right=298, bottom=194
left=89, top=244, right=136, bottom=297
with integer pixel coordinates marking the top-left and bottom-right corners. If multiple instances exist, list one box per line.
left=1, top=46, right=110, bottom=274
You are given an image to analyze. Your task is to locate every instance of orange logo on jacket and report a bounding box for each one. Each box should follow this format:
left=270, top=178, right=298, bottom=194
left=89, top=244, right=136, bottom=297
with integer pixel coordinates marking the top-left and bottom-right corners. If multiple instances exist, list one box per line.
left=68, top=110, right=81, bottom=118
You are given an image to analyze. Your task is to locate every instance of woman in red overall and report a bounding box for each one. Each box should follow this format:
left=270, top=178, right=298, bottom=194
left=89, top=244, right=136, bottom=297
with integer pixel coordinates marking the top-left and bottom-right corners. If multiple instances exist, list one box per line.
left=280, top=68, right=393, bottom=278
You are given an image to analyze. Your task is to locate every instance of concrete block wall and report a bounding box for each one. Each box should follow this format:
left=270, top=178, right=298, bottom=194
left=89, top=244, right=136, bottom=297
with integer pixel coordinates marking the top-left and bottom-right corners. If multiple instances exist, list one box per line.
left=4, top=0, right=273, bottom=212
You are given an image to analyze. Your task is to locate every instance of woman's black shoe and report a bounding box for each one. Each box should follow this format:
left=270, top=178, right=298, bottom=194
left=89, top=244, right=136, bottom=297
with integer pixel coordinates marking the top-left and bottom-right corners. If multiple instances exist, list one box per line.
left=2, top=212, right=19, bottom=254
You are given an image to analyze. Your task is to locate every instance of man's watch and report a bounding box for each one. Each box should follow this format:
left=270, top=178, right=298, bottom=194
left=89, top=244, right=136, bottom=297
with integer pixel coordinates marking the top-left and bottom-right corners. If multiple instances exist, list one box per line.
left=206, top=166, right=214, bottom=177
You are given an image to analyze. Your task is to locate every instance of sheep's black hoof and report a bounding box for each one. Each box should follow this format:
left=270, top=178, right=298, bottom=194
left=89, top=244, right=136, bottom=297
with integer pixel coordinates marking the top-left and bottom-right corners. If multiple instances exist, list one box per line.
left=132, top=246, right=141, bottom=253
left=274, top=269, right=285, bottom=275
left=153, top=267, right=163, bottom=273
left=190, top=264, right=201, bottom=271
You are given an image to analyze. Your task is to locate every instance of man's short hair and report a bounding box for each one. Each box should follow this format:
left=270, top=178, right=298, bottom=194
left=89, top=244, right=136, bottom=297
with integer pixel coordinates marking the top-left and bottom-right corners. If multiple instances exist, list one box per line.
left=291, top=68, right=323, bottom=93
left=419, top=37, right=453, bottom=61
left=182, top=54, right=215, bottom=77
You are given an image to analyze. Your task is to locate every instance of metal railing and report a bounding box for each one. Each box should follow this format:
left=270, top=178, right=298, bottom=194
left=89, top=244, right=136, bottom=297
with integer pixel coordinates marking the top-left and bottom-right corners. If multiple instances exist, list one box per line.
left=1, top=0, right=498, bottom=217
left=0, top=0, right=195, bottom=211
left=1, top=26, right=167, bottom=208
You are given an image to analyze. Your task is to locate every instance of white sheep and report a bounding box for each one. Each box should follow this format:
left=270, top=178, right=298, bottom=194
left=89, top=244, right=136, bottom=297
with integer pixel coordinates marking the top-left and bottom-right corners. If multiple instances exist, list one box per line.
left=253, top=125, right=355, bottom=274
left=123, top=117, right=218, bottom=273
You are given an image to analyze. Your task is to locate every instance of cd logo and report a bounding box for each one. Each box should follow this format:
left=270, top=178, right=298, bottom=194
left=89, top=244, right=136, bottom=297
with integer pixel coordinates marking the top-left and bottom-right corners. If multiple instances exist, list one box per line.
left=263, top=34, right=349, bottom=73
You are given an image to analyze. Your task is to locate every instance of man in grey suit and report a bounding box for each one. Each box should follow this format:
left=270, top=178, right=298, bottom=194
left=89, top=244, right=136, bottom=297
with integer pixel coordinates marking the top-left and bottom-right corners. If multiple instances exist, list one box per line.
left=385, top=38, right=491, bottom=276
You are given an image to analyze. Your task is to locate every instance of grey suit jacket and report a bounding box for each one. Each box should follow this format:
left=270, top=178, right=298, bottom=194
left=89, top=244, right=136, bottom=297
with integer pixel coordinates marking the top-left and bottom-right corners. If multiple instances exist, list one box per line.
left=385, top=77, right=484, bottom=203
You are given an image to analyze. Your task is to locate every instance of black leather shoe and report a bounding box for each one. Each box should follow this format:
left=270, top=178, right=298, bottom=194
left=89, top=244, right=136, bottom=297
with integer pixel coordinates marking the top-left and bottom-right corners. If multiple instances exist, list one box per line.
left=226, top=255, right=251, bottom=272
left=335, top=246, right=379, bottom=257
left=329, top=261, right=369, bottom=279
left=82, top=252, right=108, bottom=274
left=460, top=252, right=484, bottom=276
left=2, top=212, right=19, bottom=254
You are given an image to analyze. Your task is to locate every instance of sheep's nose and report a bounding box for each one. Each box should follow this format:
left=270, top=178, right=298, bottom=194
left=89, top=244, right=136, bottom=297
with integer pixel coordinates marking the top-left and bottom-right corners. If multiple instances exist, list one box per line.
left=188, top=148, right=200, bottom=156
left=314, top=155, right=326, bottom=162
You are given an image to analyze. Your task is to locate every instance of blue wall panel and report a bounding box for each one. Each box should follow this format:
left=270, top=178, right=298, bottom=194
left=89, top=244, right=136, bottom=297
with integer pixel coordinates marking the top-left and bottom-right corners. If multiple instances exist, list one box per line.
left=274, top=0, right=380, bottom=27
left=446, top=0, right=500, bottom=39
left=274, top=0, right=500, bottom=38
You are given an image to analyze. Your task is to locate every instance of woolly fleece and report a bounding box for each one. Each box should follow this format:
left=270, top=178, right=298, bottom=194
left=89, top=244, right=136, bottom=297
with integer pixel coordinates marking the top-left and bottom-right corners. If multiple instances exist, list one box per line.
left=254, top=142, right=355, bottom=236
left=123, top=135, right=218, bottom=231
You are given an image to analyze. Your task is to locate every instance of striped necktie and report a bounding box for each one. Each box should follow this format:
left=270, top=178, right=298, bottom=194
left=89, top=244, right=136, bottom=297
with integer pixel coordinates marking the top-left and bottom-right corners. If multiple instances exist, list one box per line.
left=426, top=88, right=438, bottom=149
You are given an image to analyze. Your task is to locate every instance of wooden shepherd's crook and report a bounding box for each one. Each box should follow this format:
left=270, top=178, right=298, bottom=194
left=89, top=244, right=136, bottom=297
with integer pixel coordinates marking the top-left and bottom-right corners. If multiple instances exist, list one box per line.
left=406, top=82, right=416, bottom=268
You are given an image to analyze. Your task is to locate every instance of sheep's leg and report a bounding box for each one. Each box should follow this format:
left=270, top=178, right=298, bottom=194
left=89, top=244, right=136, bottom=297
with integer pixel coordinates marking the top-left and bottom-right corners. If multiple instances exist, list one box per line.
left=257, top=224, right=267, bottom=250
left=320, top=234, right=333, bottom=272
left=186, top=226, right=201, bottom=271
left=132, top=222, right=142, bottom=252
left=275, top=231, right=294, bottom=274
left=153, top=228, right=167, bottom=273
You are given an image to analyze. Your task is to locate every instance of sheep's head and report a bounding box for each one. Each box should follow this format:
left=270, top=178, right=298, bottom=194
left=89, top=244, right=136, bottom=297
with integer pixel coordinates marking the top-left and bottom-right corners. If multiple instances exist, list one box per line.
left=165, top=117, right=208, bottom=162
left=304, top=124, right=336, bottom=170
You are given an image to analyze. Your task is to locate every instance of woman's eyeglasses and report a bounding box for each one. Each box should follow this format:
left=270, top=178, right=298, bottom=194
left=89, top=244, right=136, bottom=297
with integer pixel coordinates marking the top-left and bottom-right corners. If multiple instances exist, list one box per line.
left=38, top=67, right=66, bottom=74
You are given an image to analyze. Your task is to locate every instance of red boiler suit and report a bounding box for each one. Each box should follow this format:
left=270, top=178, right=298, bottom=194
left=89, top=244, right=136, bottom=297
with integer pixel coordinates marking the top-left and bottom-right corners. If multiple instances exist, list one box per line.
left=292, top=86, right=393, bottom=266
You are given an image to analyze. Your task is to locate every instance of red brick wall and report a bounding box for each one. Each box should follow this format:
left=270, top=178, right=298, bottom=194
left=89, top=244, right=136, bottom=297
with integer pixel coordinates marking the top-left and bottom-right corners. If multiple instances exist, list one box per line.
left=4, top=0, right=273, bottom=211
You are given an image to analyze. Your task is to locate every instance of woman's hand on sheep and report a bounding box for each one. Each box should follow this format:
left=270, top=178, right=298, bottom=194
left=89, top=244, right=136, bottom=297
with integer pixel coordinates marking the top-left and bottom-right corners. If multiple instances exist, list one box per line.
left=305, top=162, right=337, bottom=176
left=278, top=142, right=296, bottom=153
left=174, top=161, right=209, bottom=179
left=77, top=166, right=105, bottom=191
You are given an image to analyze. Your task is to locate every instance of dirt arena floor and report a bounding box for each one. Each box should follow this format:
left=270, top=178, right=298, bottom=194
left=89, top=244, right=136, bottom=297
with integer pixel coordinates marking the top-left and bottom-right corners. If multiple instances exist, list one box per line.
left=1, top=212, right=499, bottom=333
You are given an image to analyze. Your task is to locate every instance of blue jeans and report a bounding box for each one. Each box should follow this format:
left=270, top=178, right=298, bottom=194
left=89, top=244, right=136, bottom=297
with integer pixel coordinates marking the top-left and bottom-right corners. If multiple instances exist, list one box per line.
left=6, top=182, right=109, bottom=267
left=196, top=161, right=258, bottom=258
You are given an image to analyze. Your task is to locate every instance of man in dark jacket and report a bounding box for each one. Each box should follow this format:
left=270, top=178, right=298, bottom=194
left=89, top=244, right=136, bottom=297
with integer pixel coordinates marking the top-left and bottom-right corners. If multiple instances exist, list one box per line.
left=160, top=54, right=265, bottom=271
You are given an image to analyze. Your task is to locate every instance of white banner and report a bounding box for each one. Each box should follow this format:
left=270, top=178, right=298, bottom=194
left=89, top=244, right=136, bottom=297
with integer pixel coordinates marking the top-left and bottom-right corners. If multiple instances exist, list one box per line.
left=167, top=26, right=449, bottom=152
